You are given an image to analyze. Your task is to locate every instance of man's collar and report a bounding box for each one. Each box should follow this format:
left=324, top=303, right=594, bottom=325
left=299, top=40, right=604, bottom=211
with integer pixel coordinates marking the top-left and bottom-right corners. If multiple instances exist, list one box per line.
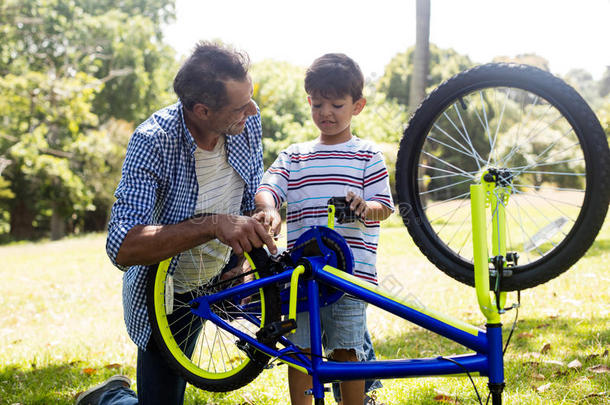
left=177, top=101, right=197, bottom=152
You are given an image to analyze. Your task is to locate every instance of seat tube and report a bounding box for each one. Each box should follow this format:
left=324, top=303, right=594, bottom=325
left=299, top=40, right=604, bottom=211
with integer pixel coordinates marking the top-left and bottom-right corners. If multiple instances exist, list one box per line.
left=307, top=278, right=325, bottom=400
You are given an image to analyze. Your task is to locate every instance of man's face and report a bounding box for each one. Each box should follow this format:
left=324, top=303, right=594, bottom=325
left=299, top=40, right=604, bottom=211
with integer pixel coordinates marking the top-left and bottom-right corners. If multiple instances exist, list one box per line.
left=211, top=76, right=256, bottom=135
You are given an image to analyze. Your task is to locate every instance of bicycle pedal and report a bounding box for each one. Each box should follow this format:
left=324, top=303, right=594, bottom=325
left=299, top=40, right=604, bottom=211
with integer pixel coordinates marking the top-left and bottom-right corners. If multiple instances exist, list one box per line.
left=235, top=339, right=250, bottom=353
left=305, top=387, right=331, bottom=395
left=256, top=319, right=297, bottom=341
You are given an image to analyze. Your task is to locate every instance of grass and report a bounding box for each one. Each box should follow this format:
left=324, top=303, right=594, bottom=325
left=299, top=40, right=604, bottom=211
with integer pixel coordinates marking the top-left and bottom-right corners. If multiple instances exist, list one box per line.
left=0, top=212, right=609, bottom=404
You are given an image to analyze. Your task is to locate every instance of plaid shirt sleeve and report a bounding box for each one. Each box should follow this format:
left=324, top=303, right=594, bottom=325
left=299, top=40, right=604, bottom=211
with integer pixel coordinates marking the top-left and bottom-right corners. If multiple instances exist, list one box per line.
left=106, top=128, right=164, bottom=270
left=240, top=110, right=264, bottom=213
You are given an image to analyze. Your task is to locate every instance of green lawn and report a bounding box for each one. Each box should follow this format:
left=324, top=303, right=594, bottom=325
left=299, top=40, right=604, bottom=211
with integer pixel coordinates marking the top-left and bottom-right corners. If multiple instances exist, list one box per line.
left=1, top=213, right=608, bottom=404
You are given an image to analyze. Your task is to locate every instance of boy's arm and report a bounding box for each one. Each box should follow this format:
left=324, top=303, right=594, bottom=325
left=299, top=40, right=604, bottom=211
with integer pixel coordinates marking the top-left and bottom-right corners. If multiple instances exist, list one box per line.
left=346, top=191, right=393, bottom=221
left=254, top=191, right=282, bottom=237
left=360, top=149, right=395, bottom=221
left=254, top=150, right=290, bottom=237
left=364, top=200, right=393, bottom=221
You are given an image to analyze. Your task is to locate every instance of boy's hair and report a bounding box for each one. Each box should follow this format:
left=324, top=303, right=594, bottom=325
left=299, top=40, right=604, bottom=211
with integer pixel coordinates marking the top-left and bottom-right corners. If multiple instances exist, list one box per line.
left=305, top=53, right=364, bottom=101
left=173, top=41, right=250, bottom=111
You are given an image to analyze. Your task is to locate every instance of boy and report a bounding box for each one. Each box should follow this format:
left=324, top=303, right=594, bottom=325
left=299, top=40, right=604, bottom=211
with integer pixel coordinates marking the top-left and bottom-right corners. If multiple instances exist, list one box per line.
left=255, top=53, right=393, bottom=405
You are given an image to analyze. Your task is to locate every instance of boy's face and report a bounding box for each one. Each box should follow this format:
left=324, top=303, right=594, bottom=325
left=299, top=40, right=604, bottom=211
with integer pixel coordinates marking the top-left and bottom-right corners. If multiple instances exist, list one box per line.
left=307, top=93, right=366, bottom=144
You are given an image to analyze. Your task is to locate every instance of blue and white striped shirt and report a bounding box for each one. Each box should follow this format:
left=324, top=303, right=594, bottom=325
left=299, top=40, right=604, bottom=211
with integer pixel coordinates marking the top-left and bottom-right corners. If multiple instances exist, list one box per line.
left=106, top=101, right=263, bottom=349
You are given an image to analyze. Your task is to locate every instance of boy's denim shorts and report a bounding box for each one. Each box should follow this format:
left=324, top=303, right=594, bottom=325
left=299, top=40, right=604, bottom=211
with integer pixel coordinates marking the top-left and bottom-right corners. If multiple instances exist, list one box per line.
left=291, top=294, right=367, bottom=360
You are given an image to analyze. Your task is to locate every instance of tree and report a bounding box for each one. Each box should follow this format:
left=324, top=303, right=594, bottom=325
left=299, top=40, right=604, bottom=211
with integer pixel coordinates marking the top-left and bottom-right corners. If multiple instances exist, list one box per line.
left=409, top=0, right=431, bottom=114
left=599, top=67, right=610, bottom=98
left=70, top=119, right=133, bottom=231
left=0, top=0, right=177, bottom=240
left=352, top=88, right=407, bottom=199
left=0, top=71, right=99, bottom=238
left=563, top=68, right=602, bottom=108
left=492, top=54, right=550, bottom=71
left=378, top=44, right=473, bottom=111
left=251, top=60, right=316, bottom=167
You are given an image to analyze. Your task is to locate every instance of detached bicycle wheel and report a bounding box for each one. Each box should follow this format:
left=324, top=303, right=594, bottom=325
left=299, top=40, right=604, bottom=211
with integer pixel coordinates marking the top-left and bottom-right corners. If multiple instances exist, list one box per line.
left=146, top=258, right=280, bottom=392
left=396, top=63, right=610, bottom=290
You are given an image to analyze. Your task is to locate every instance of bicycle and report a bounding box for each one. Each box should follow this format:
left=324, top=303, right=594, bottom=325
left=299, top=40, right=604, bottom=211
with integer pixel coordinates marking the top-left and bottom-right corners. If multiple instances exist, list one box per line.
left=145, top=63, right=610, bottom=404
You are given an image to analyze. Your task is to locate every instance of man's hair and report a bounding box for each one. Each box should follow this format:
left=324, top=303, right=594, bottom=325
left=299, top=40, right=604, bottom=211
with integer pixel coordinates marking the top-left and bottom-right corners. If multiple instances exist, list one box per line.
left=304, top=53, right=364, bottom=101
left=173, top=41, right=250, bottom=111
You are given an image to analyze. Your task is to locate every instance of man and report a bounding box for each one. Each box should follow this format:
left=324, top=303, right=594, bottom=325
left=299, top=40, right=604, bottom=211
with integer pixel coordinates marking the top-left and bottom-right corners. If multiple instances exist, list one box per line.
left=75, top=41, right=277, bottom=405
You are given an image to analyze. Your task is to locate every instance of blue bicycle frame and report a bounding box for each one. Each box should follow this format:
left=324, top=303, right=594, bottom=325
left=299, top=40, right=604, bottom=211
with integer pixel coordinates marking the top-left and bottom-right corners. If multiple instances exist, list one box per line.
left=191, top=182, right=508, bottom=404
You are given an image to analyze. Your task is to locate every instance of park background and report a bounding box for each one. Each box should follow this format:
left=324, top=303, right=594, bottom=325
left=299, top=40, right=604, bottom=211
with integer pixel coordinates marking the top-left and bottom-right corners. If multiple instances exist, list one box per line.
left=0, top=0, right=609, bottom=403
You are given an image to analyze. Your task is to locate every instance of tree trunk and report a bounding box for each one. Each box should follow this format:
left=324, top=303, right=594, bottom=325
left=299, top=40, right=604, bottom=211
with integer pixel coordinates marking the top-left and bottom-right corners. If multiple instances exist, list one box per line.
left=83, top=201, right=110, bottom=232
left=9, top=199, right=36, bottom=240
left=409, top=0, right=431, bottom=114
left=50, top=201, right=66, bottom=240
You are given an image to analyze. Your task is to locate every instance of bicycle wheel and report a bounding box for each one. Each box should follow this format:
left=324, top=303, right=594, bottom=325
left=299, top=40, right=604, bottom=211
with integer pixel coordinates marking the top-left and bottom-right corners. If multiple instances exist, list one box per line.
left=396, top=63, right=610, bottom=290
left=146, top=255, right=281, bottom=392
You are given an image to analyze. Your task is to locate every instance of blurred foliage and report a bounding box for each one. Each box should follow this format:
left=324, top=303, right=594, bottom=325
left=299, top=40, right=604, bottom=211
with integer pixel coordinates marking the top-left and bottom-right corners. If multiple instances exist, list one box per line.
left=0, top=0, right=176, bottom=240
left=377, top=44, right=474, bottom=110
left=599, top=67, right=610, bottom=98
left=251, top=60, right=316, bottom=168
left=492, top=53, right=550, bottom=71
left=0, top=4, right=607, bottom=242
left=563, top=68, right=602, bottom=109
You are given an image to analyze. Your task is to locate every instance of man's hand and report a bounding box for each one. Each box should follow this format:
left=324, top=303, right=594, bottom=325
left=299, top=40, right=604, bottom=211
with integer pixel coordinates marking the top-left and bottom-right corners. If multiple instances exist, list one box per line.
left=214, top=214, right=277, bottom=255
left=252, top=208, right=282, bottom=239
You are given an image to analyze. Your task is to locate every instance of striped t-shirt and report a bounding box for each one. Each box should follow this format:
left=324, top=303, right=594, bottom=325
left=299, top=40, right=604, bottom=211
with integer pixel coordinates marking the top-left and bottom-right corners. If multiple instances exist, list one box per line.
left=174, top=136, right=245, bottom=293
left=258, top=137, right=394, bottom=284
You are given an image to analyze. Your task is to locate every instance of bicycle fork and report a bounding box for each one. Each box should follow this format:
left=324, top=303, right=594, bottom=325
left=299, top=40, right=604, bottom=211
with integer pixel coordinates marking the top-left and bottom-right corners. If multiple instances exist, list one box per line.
left=472, top=183, right=506, bottom=404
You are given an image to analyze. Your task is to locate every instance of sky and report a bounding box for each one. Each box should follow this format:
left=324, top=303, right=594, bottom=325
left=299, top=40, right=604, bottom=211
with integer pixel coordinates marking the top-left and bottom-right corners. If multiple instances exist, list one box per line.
left=164, top=0, right=610, bottom=80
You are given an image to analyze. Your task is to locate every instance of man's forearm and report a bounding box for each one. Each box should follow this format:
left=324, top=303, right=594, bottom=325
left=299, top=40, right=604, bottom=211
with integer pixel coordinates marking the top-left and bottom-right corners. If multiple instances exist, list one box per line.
left=115, top=216, right=217, bottom=266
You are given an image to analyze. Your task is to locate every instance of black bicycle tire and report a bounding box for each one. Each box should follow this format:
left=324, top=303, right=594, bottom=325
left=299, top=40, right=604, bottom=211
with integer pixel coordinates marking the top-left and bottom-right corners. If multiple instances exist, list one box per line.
left=396, top=63, right=610, bottom=290
left=146, top=261, right=281, bottom=392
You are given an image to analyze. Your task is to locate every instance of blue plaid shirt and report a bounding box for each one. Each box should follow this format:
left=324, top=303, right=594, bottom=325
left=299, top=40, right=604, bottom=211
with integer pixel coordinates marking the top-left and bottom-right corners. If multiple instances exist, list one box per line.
left=106, top=101, right=263, bottom=349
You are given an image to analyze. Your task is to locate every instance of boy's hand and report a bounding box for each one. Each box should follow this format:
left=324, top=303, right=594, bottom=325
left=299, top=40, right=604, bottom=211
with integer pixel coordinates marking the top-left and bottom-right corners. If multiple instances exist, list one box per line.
left=252, top=208, right=282, bottom=239
left=346, top=191, right=369, bottom=220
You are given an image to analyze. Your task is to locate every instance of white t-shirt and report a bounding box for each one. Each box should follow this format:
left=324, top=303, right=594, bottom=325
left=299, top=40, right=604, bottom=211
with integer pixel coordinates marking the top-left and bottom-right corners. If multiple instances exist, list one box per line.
left=174, top=137, right=245, bottom=293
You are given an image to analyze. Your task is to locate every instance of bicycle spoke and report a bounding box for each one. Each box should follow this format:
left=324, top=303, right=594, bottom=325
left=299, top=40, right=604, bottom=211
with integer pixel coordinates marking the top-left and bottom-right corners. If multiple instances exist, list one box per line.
left=514, top=189, right=577, bottom=226
left=513, top=188, right=583, bottom=208
left=427, top=132, right=486, bottom=163
left=501, top=106, right=561, bottom=166
left=427, top=197, right=470, bottom=225
left=512, top=183, right=585, bottom=193
left=447, top=213, right=473, bottom=257
left=516, top=169, right=585, bottom=177
left=422, top=191, right=471, bottom=211
left=505, top=198, right=545, bottom=257
left=444, top=106, right=486, bottom=167
left=422, top=151, right=478, bottom=180
left=420, top=168, right=480, bottom=181
left=418, top=163, right=476, bottom=178
left=430, top=199, right=467, bottom=235
left=421, top=177, right=474, bottom=196
left=490, top=88, right=510, bottom=165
